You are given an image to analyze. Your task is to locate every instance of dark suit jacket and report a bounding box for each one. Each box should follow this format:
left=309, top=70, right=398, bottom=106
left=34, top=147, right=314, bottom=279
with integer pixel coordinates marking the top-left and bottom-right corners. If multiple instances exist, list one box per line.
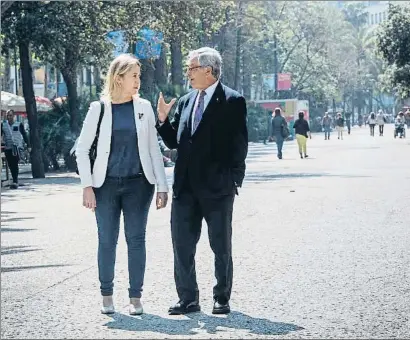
left=156, top=82, right=248, bottom=198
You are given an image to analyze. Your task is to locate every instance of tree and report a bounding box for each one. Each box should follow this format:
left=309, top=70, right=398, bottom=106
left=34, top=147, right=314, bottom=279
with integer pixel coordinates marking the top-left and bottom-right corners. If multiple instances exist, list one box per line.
left=30, top=1, right=120, bottom=135
left=377, top=4, right=410, bottom=98
left=2, top=2, right=45, bottom=178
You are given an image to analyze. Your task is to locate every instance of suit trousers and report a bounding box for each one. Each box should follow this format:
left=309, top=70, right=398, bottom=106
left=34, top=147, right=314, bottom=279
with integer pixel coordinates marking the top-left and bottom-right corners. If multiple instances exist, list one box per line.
left=171, top=179, right=235, bottom=304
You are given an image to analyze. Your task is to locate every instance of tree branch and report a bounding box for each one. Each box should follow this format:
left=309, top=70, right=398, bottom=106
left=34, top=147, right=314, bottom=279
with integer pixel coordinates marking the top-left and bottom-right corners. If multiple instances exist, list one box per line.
left=279, top=37, right=303, bottom=73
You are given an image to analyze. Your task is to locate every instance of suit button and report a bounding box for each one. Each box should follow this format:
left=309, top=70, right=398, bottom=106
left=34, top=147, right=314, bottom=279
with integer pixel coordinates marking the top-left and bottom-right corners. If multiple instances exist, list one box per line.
left=189, top=139, right=192, bottom=144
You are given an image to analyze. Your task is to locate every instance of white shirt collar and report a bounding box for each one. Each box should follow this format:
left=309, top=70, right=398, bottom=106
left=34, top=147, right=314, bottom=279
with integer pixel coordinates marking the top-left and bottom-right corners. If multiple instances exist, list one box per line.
left=202, top=80, right=219, bottom=98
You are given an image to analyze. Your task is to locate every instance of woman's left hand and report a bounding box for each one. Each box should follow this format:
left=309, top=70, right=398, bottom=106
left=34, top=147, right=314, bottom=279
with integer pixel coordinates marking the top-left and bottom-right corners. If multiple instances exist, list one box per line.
left=156, top=192, right=168, bottom=209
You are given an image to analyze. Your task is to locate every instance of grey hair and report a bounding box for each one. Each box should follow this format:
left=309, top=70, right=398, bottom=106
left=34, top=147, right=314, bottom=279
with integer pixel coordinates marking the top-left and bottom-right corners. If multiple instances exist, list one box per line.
left=188, top=47, right=222, bottom=80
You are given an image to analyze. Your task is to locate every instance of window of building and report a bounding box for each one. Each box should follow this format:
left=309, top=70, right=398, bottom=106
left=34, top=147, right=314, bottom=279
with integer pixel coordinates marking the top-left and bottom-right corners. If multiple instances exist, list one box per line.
left=383, top=12, right=387, bottom=21
left=379, top=13, right=382, bottom=23
left=371, top=14, right=374, bottom=24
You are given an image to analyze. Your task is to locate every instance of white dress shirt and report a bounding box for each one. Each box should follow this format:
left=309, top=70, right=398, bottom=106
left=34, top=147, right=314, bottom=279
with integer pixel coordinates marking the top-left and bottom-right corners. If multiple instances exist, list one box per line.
left=191, top=81, right=219, bottom=131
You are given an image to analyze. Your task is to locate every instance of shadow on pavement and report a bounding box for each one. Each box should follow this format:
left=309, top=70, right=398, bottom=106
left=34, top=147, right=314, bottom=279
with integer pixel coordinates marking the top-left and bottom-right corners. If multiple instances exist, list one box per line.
left=1, top=216, right=34, bottom=223
left=1, top=211, right=36, bottom=231
left=1, top=227, right=36, bottom=233
left=245, top=172, right=371, bottom=183
left=1, top=245, right=42, bottom=256
left=23, top=175, right=80, bottom=186
left=1, top=264, right=71, bottom=273
left=104, top=311, right=303, bottom=336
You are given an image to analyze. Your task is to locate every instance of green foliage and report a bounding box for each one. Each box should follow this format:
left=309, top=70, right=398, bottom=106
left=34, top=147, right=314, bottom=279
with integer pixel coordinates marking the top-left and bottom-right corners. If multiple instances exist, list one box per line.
left=2, top=0, right=400, bottom=144
left=39, top=95, right=94, bottom=172
left=377, top=4, right=410, bottom=98
left=247, top=103, right=270, bottom=142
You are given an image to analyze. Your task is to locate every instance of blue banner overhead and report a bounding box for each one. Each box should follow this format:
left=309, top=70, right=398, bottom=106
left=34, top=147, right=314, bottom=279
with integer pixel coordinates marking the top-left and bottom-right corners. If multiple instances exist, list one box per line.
left=135, top=28, right=163, bottom=59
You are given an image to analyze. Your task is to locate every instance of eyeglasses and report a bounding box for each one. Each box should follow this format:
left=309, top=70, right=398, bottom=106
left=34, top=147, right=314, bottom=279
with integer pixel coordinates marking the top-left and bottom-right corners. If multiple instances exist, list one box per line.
left=185, top=65, right=207, bottom=74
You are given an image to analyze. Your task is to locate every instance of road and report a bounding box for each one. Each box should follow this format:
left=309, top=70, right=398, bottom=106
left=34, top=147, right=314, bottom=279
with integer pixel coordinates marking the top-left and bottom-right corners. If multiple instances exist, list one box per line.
left=1, top=124, right=409, bottom=339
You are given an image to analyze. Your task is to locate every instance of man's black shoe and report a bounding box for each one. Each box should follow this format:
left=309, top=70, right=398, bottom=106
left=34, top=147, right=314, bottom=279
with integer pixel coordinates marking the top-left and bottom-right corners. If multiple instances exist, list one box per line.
left=168, top=300, right=200, bottom=315
left=212, top=300, right=230, bottom=314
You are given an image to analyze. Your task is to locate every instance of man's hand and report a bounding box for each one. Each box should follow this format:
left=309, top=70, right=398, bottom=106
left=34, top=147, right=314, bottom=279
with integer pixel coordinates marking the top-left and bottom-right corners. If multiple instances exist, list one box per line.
left=156, top=192, right=168, bottom=210
left=83, top=187, right=96, bottom=212
left=157, top=92, right=176, bottom=123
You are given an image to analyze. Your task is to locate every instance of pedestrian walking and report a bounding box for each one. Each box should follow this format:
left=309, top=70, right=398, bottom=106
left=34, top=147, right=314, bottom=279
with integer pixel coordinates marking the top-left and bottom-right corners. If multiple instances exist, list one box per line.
left=336, top=112, right=344, bottom=140
left=293, top=111, right=312, bottom=159
left=76, top=53, right=169, bottom=315
left=271, top=107, right=288, bottom=159
left=345, top=112, right=352, bottom=134
left=367, top=112, right=376, bottom=136
left=405, top=109, right=410, bottom=129
left=156, top=47, right=248, bottom=315
left=322, top=112, right=332, bottom=140
left=1, top=110, right=30, bottom=189
left=376, top=110, right=385, bottom=136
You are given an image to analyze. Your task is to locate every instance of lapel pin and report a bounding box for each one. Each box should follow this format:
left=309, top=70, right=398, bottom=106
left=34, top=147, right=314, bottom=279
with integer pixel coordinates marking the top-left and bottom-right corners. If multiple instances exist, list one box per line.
left=138, top=113, right=144, bottom=119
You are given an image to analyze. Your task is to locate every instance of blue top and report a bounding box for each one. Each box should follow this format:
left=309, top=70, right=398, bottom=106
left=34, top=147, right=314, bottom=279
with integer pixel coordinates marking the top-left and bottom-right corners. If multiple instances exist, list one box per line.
left=106, top=100, right=141, bottom=177
left=271, top=115, right=287, bottom=139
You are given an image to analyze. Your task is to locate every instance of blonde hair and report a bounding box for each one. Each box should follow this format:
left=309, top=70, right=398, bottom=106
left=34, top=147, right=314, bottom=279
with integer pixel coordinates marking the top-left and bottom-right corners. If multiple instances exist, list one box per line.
left=102, top=54, right=141, bottom=100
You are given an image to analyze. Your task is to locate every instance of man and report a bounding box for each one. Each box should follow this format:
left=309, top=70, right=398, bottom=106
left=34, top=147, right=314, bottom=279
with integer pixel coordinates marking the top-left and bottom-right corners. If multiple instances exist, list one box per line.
left=156, top=47, right=248, bottom=315
left=270, top=108, right=287, bottom=159
left=1, top=110, right=30, bottom=189
left=322, top=112, right=332, bottom=140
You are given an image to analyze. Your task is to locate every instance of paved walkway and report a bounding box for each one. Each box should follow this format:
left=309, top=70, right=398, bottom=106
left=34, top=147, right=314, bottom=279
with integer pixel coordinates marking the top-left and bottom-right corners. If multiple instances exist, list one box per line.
left=1, top=125, right=410, bottom=339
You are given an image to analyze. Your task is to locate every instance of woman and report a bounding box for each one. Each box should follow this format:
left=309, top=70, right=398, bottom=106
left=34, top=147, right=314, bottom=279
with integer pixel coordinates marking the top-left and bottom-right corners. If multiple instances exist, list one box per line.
left=76, top=54, right=168, bottom=315
left=376, top=110, right=385, bottom=136
left=293, top=111, right=311, bottom=159
left=336, top=112, right=344, bottom=140
left=367, top=112, right=376, bottom=136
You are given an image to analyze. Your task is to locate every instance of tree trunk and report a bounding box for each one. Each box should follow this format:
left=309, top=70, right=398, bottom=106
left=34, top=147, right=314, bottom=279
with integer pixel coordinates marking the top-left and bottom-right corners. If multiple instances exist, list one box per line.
left=357, top=89, right=362, bottom=116
left=218, top=6, right=235, bottom=88
left=19, top=40, right=45, bottom=178
left=154, top=44, right=168, bottom=87
left=369, top=87, right=373, bottom=113
left=78, top=67, right=84, bottom=97
left=61, top=65, right=80, bottom=135
left=234, top=1, right=243, bottom=91
left=242, top=49, right=251, bottom=99
left=140, top=59, right=155, bottom=102
left=3, top=49, right=12, bottom=92
left=200, top=15, right=211, bottom=46
left=352, top=92, right=355, bottom=117
left=44, top=63, right=49, bottom=98
left=170, top=37, right=184, bottom=94
left=93, top=66, right=102, bottom=95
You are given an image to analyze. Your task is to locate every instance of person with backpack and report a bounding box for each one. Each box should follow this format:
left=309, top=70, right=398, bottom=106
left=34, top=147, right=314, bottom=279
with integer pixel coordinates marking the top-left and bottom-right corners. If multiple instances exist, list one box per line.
left=270, top=107, right=288, bottom=159
left=293, top=111, right=311, bottom=159
left=1, top=110, right=30, bottom=189
left=367, top=112, right=376, bottom=136
left=75, top=54, right=168, bottom=315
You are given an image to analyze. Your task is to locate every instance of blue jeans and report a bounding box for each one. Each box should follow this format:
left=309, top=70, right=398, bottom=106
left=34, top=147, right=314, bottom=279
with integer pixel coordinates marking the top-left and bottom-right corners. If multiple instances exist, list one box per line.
left=275, top=136, right=284, bottom=158
left=324, top=126, right=331, bottom=139
left=93, top=175, right=154, bottom=298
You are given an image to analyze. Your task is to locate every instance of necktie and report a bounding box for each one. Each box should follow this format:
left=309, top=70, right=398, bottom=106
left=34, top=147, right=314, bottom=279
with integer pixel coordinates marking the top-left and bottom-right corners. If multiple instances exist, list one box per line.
left=192, top=91, right=206, bottom=134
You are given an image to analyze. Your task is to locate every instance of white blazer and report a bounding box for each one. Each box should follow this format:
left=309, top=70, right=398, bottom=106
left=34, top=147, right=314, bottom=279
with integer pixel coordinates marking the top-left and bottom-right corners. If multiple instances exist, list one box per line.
left=76, top=95, right=168, bottom=192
